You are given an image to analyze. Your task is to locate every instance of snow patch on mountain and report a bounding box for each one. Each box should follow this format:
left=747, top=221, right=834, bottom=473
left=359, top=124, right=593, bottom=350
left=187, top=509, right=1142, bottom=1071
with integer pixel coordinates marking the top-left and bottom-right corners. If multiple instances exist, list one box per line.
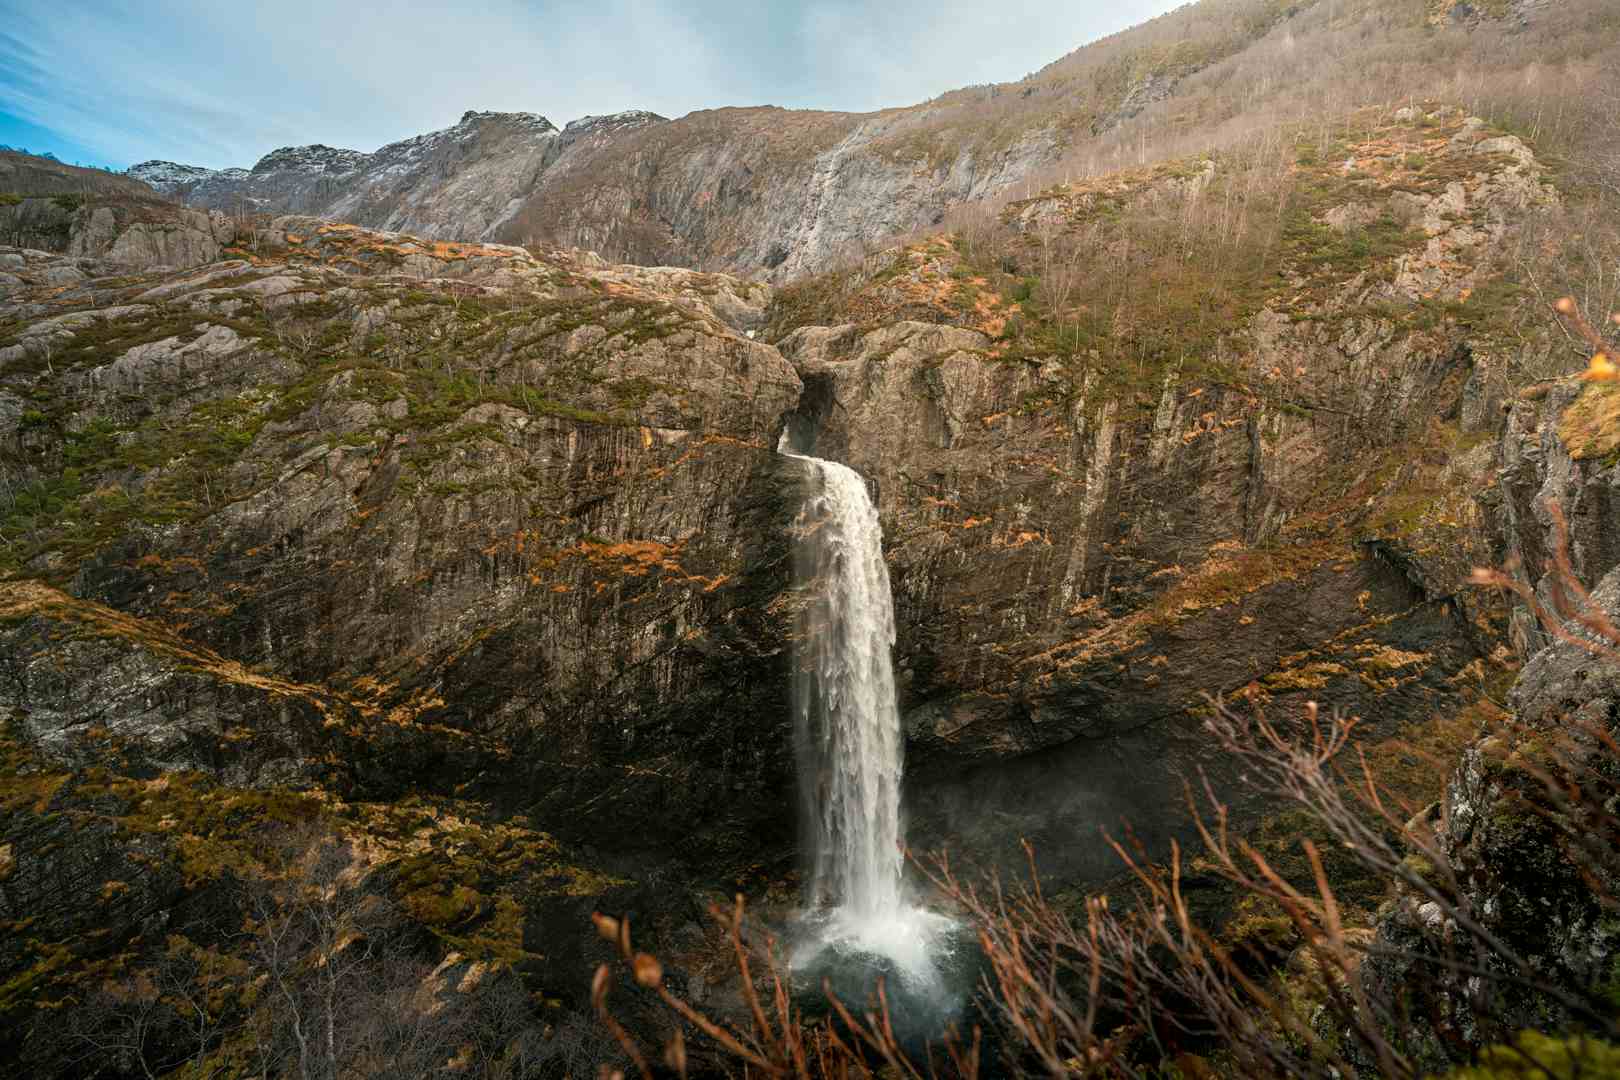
left=251, top=145, right=369, bottom=176
left=561, top=110, right=667, bottom=139
left=128, top=160, right=221, bottom=196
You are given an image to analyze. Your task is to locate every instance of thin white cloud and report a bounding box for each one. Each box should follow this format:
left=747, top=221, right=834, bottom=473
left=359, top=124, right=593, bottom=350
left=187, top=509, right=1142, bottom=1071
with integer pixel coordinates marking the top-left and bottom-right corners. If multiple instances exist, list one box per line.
left=794, top=0, right=1176, bottom=110
left=0, top=0, right=1182, bottom=168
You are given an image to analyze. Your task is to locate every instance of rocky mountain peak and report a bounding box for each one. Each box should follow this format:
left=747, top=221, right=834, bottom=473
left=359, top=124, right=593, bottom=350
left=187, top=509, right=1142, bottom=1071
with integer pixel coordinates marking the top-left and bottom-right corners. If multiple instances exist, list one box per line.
left=561, top=109, right=667, bottom=138
left=456, top=109, right=557, bottom=133
left=250, top=143, right=369, bottom=176
left=370, top=110, right=559, bottom=165
left=127, top=159, right=220, bottom=196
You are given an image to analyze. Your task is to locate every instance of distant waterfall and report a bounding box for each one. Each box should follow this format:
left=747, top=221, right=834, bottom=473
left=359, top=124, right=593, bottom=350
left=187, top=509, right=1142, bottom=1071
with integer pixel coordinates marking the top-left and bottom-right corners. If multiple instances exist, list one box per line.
left=788, top=452, right=905, bottom=921
left=782, top=439, right=951, bottom=989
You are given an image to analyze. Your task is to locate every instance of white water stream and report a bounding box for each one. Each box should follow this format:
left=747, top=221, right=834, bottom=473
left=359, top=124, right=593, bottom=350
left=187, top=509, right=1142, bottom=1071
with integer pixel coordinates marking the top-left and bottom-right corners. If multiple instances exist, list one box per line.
left=782, top=439, right=952, bottom=987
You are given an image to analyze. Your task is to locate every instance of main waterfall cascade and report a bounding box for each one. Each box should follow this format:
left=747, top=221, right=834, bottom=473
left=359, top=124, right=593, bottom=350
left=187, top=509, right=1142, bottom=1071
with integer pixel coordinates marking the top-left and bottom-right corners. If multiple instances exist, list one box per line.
left=780, top=435, right=956, bottom=999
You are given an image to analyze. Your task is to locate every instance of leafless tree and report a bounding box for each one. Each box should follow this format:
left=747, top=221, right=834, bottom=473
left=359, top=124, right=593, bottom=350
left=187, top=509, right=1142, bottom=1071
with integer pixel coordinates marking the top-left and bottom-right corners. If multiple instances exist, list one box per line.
left=67, top=972, right=171, bottom=1080
left=259, top=295, right=322, bottom=360
left=240, top=831, right=405, bottom=1079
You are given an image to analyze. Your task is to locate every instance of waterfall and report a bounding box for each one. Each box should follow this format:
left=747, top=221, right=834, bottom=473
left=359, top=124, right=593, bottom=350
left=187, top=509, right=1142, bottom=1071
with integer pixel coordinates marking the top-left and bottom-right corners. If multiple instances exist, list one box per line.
left=783, top=439, right=952, bottom=988
left=790, top=453, right=905, bottom=920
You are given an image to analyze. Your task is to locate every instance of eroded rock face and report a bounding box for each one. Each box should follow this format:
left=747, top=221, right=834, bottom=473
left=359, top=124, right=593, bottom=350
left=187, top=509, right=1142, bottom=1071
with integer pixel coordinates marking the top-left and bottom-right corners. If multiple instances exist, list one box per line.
left=0, top=198, right=236, bottom=270
left=68, top=204, right=239, bottom=269
left=1360, top=560, right=1620, bottom=1069
left=131, top=97, right=1071, bottom=281
left=776, top=310, right=1496, bottom=876
left=0, top=229, right=802, bottom=867
left=0, top=151, right=242, bottom=270
left=0, top=227, right=822, bottom=1059
left=1497, top=379, right=1620, bottom=657
left=1325, top=366, right=1620, bottom=1067
left=758, top=114, right=1565, bottom=875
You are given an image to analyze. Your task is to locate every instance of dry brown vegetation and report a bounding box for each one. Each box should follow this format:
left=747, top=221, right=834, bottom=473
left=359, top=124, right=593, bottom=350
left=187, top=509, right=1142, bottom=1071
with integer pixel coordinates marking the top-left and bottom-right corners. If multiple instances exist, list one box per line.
left=27, top=829, right=576, bottom=1080
left=898, top=0, right=1619, bottom=206
left=588, top=492, right=1620, bottom=1078
left=499, top=0, right=1619, bottom=275
left=774, top=70, right=1620, bottom=451
left=778, top=0, right=1620, bottom=341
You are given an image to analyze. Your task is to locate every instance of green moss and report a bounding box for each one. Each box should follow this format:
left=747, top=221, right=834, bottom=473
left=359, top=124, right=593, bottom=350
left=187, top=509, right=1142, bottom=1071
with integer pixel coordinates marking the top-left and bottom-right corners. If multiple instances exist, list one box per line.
left=7, top=309, right=272, bottom=379
left=0, top=941, right=76, bottom=1014
left=1400, top=852, right=1438, bottom=886
left=71, top=769, right=329, bottom=885
left=403, top=881, right=485, bottom=926
left=1263, top=661, right=1351, bottom=692
left=1280, top=208, right=1419, bottom=278
left=380, top=805, right=617, bottom=962
left=1222, top=894, right=1298, bottom=960
left=0, top=389, right=274, bottom=577
left=1440, top=1031, right=1620, bottom=1078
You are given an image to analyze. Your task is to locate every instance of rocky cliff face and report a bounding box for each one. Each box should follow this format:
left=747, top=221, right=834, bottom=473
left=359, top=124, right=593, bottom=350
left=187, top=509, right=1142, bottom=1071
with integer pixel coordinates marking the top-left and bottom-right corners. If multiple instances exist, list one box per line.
left=117, top=0, right=1575, bottom=287
left=2, top=151, right=244, bottom=271
left=1351, top=368, right=1620, bottom=1066
left=132, top=106, right=1061, bottom=282
left=762, top=108, right=1562, bottom=878
left=0, top=218, right=808, bottom=1054
left=193, top=112, right=570, bottom=241
left=1, top=217, right=800, bottom=844
left=0, top=95, right=1604, bottom=1067
left=117, top=0, right=1413, bottom=281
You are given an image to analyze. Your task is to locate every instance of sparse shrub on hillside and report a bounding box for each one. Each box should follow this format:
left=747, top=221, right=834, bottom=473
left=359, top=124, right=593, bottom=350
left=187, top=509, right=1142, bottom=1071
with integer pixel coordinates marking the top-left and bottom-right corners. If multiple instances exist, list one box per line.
left=849, top=0, right=1616, bottom=290
left=898, top=79, right=1620, bottom=432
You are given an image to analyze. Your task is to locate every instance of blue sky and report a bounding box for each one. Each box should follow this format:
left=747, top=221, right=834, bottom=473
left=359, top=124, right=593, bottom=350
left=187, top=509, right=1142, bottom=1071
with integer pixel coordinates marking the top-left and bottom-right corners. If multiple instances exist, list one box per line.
left=1, top=1, right=1182, bottom=171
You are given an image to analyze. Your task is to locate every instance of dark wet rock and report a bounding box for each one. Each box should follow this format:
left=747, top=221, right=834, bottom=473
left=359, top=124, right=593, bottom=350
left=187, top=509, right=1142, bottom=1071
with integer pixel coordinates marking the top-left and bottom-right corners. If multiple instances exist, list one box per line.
left=1358, top=566, right=1620, bottom=1070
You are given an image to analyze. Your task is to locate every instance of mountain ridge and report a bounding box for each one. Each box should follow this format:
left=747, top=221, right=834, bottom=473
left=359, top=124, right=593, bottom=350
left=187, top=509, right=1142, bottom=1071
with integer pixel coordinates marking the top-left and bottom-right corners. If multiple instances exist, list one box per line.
left=117, top=0, right=1351, bottom=278
left=112, top=0, right=1602, bottom=283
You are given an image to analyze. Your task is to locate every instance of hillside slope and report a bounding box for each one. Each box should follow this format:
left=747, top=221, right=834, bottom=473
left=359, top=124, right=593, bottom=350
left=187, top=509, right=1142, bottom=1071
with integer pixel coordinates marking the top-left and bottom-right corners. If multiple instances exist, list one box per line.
left=6, top=96, right=1612, bottom=1068
left=127, top=0, right=1618, bottom=279
left=1, top=151, right=242, bottom=268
